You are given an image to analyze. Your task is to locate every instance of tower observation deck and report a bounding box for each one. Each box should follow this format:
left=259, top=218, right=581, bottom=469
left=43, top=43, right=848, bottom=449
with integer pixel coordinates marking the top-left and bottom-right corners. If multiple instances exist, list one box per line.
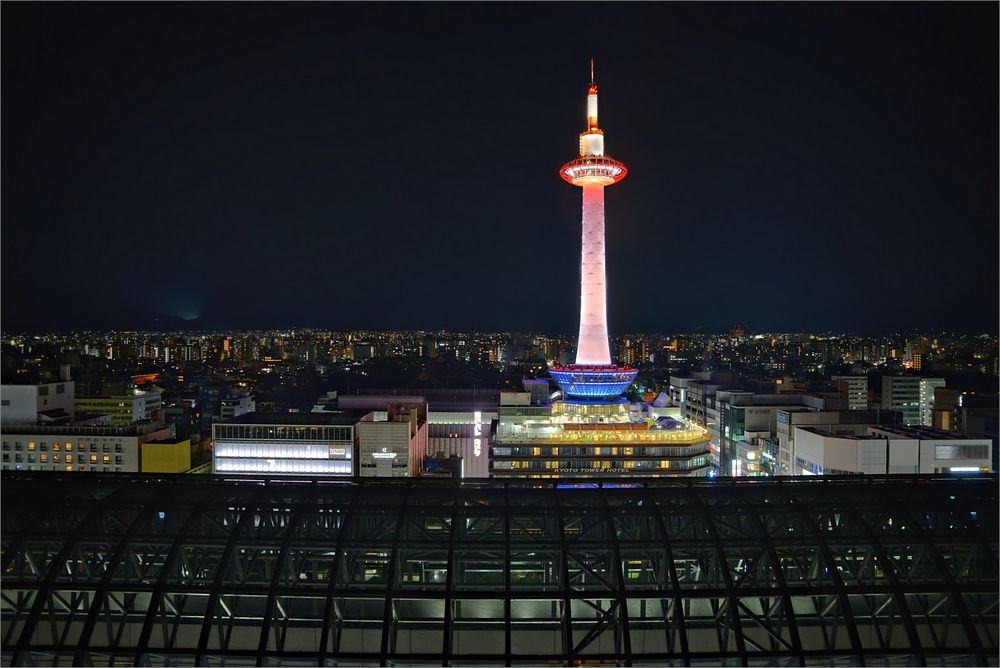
left=551, top=61, right=638, bottom=400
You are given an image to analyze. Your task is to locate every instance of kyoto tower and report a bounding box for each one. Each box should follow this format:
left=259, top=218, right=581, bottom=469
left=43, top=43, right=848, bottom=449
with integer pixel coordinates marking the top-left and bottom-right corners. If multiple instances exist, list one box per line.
left=550, top=61, right=639, bottom=399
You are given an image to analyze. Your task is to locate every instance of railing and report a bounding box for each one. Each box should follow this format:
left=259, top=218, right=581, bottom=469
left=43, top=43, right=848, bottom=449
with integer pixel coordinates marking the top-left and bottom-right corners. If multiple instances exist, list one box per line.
left=1, top=469, right=994, bottom=489
left=0, top=421, right=166, bottom=436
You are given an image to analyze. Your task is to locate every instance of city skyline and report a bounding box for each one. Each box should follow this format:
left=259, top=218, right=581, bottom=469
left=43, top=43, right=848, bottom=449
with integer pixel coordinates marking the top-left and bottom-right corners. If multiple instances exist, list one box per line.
left=3, top=3, right=998, bottom=334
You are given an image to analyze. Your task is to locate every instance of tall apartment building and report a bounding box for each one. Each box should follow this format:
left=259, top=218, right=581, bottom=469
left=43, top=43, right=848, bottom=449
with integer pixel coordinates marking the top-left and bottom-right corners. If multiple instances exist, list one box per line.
left=881, top=376, right=944, bottom=426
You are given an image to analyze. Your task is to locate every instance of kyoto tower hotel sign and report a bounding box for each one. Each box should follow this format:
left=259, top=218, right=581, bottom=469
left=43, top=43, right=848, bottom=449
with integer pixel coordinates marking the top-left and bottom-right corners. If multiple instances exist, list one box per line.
left=550, top=61, right=639, bottom=399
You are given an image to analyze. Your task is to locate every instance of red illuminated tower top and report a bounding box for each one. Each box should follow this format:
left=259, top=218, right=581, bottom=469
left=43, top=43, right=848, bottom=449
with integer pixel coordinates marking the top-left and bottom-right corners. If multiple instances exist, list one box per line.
left=559, top=59, right=628, bottom=186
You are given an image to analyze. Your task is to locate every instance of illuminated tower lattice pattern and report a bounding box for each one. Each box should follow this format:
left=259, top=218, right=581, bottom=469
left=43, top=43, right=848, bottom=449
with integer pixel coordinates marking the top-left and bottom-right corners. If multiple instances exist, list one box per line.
left=550, top=61, right=636, bottom=400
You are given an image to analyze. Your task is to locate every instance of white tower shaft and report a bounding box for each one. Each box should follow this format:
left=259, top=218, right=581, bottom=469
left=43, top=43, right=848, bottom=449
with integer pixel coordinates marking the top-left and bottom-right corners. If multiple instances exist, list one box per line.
left=576, top=183, right=611, bottom=365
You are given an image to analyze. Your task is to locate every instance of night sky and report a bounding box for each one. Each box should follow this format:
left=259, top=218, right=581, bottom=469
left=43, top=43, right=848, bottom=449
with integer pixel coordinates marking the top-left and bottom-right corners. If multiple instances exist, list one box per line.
left=3, top=3, right=997, bottom=334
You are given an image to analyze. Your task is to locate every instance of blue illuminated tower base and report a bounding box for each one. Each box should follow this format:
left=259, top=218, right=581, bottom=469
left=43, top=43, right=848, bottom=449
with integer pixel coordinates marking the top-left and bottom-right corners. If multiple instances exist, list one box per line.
left=549, top=365, right=639, bottom=400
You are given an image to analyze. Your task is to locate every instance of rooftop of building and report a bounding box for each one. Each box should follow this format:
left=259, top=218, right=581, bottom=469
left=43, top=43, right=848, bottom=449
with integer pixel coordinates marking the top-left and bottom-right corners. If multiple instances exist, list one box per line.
left=144, top=437, right=191, bottom=445
left=869, top=424, right=995, bottom=440
left=218, top=410, right=367, bottom=426
left=795, top=424, right=991, bottom=441
left=0, top=420, right=169, bottom=436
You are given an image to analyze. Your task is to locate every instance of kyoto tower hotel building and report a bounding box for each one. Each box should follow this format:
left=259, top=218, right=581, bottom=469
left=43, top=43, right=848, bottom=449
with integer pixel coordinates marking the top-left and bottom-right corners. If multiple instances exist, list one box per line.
left=490, top=64, right=712, bottom=478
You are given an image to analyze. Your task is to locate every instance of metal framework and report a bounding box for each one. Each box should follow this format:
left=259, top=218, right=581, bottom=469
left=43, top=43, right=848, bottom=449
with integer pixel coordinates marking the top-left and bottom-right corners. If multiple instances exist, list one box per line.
left=2, top=472, right=997, bottom=667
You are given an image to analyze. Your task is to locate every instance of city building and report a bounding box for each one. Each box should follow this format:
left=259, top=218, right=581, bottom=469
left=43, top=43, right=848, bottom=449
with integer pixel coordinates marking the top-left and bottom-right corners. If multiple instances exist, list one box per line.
left=933, top=390, right=999, bottom=470
left=75, top=389, right=163, bottom=426
left=794, top=425, right=993, bottom=475
left=491, top=388, right=712, bottom=477
left=339, top=391, right=498, bottom=478
left=426, top=405, right=493, bottom=478
left=0, top=422, right=173, bottom=473
left=420, top=452, right=464, bottom=477
left=212, top=412, right=359, bottom=476
left=140, top=437, right=192, bottom=473
left=832, top=375, right=868, bottom=410
left=220, top=391, right=255, bottom=420
left=716, top=392, right=846, bottom=476
left=1, top=473, right=995, bottom=665
left=881, top=376, right=945, bottom=427
left=667, top=371, right=738, bottom=437
left=356, top=403, right=428, bottom=477
left=0, top=376, right=75, bottom=424
left=775, top=408, right=902, bottom=476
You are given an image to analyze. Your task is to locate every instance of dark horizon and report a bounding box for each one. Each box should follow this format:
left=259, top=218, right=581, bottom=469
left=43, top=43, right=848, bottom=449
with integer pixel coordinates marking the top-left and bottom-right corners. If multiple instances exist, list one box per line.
left=3, top=322, right=997, bottom=339
left=3, top=3, right=998, bottom=334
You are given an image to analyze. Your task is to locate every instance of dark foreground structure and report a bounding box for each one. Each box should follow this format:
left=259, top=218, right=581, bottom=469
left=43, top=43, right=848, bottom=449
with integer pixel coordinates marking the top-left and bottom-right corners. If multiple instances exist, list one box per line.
left=1, top=473, right=997, bottom=667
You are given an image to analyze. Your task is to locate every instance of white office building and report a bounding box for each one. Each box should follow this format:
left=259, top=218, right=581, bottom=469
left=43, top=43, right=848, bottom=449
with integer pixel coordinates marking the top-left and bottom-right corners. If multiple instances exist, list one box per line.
left=794, top=425, right=992, bottom=476
left=1, top=380, right=75, bottom=424
left=213, top=413, right=358, bottom=476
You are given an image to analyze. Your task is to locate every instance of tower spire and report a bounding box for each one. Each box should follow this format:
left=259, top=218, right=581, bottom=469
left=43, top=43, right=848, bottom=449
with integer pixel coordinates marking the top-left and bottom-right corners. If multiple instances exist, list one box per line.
left=590, top=58, right=595, bottom=85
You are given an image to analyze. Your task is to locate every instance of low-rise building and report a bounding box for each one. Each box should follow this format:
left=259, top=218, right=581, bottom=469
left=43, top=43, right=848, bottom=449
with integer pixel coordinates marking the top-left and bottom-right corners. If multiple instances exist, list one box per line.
left=357, top=403, right=428, bottom=477
left=212, top=412, right=360, bottom=476
left=775, top=408, right=902, bottom=475
left=220, top=392, right=256, bottom=420
left=490, top=391, right=712, bottom=479
left=141, top=438, right=193, bottom=473
left=1, top=422, right=174, bottom=473
left=0, top=379, right=75, bottom=424
left=337, top=391, right=499, bottom=478
left=75, top=390, right=163, bottom=426
left=793, top=425, right=992, bottom=475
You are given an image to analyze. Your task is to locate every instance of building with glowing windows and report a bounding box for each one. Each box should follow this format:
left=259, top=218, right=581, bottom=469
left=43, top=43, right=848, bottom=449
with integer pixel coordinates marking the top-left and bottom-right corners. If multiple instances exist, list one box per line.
left=490, top=389, right=712, bottom=478
left=0, top=422, right=174, bottom=473
left=881, top=376, right=945, bottom=427
left=212, top=412, right=359, bottom=476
